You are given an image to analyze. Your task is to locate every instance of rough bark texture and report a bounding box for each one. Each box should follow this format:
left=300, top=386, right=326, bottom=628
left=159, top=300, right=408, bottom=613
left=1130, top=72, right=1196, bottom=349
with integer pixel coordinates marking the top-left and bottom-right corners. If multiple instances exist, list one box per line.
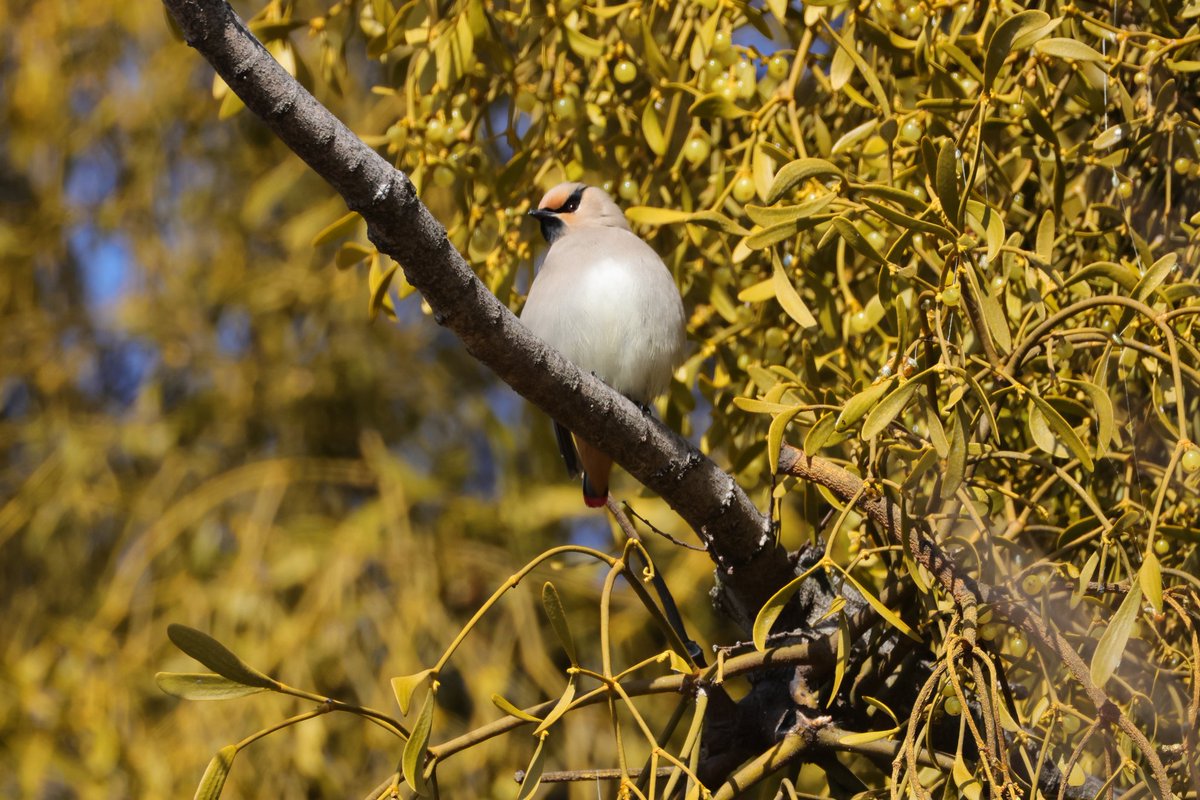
left=160, top=0, right=798, bottom=621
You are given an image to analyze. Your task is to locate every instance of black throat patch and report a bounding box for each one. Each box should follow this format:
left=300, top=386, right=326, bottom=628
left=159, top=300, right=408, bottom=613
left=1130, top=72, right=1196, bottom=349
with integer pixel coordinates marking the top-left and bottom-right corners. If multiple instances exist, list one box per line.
left=539, top=216, right=567, bottom=244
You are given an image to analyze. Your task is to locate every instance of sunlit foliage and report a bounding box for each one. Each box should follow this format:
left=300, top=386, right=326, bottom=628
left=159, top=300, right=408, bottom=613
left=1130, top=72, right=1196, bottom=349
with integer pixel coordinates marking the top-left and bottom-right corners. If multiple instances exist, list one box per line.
left=4, top=0, right=1200, bottom=797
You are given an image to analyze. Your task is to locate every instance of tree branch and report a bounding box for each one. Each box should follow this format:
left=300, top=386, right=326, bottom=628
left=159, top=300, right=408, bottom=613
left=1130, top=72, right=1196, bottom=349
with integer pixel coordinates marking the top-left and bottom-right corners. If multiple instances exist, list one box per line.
left=776, top=443, right=1174, bottom=798
left=159, top=0, right=797, bottom=620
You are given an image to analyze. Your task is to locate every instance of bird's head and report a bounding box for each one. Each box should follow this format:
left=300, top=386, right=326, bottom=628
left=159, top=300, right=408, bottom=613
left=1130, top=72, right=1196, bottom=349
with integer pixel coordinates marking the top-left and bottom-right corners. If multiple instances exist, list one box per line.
left=529, top=182, right=630, bottom=244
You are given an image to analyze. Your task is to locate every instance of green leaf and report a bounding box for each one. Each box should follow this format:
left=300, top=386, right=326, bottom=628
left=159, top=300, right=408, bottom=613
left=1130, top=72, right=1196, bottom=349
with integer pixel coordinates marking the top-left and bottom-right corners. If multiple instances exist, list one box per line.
left=1140, top=553, right=1163, bottom=615
left=1132, top=253, right=1177, bottom=304
left=863, top=696, right=899, bottom=725
left=541, top=582, right=576, bottom=664
left=311, top=211, right=362, bottom=246
left=855, top=182, right=928, bottom=211
left=976, top=281, right=1011, bottom=353
left=752, top=560, right=827, bottom=650
left=768, top=405, right=805, bottom=474
left=249, top=19, right=309, bottom=39
left=734, top=279, right=776, bottom=305
left=491, top=693, right=543, bottom=723
left=687, top=210, right=749, bottom=236
left=641, top=103, right=666, bottom=156
left=391, top=669, right=433, bottom=716
left=402, top=689, right=435, bottom=794
left=830, top=26, right=854, bottom=90
left=902, top=447, right=939, bottom=490
left=688, top=93, right=748, bottom=119
left=167, top=625, right=276, bottom=690
left=825, top=22, right=890, bottom=111
left=515, top=734, right=547, bottom=800
left=1093, top=125, right=1127, bottom=150
left=1068, top=379, right=1115, bottom=457
left=861, top=198, right=952, bottom=240
left=156, top=673, right=267, bottom=701
left=217, top=88, right=245, bottom=120
left=640, top=17, right=670, bottom=78
left=744, top=193, right=834, bottom=227
left=952, top=752, right=983, bottom=800
left=1022, top=98, right=1061, bottom=149
left=1073, top=552, right=1098, bottom=609
left=772, top=262, right=818, bottom=328
left=862, top=375, right=925, bottom=439
left=1028, top=395, right=1094, bottom=471
left=926, top=401, right=949, bottom=458
left=752, top=142, right=776, bottom=201
left=965, top=200, right=1005, bottom=263
left=804, top=413, right=837, bottom=452
left=1035, top=38, right=1107, bottom=62
left=497, top=150, right=532, bottom=199
left=1090, top=583, right=1142, bottom=687
left=1036, top=210, right=1055, bottom=266
left=940, top=406, right=967, bottom=499
left=563, top=27, right=604, bottom=60
left=767, top=158, right=844, bottom=204
left=830, top=118, right=877, bottom=156
left=625, top=206, right=692, bottom=226
left=1028, top=402, right=1067, bottom=459
left=1011, top=16, right=1063, bottom=50
left=832, top=216, right=884, bottom=263
left=194, top=745, right=238, bottom=800
left=1065, top=260, right=1140, bottom=292
left=533, top=676, right=577, bottom=735
left=745, top=213, right=834, bottom=249
left=836, top=379, right=895, bottom=431
left=368, top=256, right=399, bottom=320
left=984, top=11, right=1051, bottom=90
left=335, top=240, right=375, bottom=269
left=837, top=566, right=920, bottom=640
left=828, top=614, right=851, bottom=705
left=935, top=139, right=959, bottom=226
left=663, top=648, right=692, bottom=674
left=838, top=726, right=900, bottom=745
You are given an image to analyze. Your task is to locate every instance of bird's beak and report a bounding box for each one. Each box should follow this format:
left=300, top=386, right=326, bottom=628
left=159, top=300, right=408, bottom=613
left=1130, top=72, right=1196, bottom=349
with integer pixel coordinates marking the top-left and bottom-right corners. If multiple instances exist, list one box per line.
left=528, top=208, right=556, bottom=220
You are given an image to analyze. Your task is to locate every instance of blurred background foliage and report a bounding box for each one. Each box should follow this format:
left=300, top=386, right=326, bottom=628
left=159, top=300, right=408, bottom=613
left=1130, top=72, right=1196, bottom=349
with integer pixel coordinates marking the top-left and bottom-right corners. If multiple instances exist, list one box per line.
left=2, top=0, right=1200, bottom=797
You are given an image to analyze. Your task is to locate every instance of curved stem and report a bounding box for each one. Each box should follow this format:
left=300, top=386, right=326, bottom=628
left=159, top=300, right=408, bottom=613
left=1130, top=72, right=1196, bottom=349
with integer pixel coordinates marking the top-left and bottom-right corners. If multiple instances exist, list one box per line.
left=434, top=545, right=617, bottom=673
left=1006, top=294, right=1187, bottom=438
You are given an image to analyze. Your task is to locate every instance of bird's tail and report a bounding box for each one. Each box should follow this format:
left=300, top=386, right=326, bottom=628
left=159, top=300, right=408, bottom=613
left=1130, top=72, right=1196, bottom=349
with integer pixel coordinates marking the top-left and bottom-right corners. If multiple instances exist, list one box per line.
left=576, top=439, right=612, bottom=509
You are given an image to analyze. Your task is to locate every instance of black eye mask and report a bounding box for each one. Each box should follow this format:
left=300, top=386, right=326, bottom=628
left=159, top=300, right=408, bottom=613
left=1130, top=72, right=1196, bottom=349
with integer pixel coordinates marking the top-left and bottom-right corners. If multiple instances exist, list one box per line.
left=554, top=185, right=585, bottom=214
left=529, top=185, right=586, bottom=244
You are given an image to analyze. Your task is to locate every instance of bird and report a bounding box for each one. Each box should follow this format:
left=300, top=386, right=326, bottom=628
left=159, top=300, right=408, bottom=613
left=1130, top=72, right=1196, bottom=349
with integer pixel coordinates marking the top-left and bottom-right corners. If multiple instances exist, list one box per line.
left=521, top=181, right=686, bottom=508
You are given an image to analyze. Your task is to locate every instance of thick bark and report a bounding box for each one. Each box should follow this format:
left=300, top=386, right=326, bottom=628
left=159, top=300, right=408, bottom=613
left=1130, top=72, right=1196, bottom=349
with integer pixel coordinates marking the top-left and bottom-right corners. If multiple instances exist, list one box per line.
left=160, top=0, right=797, bottom=620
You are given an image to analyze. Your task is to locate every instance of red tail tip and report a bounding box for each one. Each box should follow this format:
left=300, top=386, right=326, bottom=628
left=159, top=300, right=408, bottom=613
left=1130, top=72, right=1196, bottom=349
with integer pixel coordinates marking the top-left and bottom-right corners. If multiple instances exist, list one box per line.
left=583, top=493, right=608, bottom=508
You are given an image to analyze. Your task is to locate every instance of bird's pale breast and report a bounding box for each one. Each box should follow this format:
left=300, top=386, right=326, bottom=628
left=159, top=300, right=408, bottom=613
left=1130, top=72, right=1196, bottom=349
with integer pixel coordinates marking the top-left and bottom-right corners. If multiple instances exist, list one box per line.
left=521, top=227, right=684, bottom=403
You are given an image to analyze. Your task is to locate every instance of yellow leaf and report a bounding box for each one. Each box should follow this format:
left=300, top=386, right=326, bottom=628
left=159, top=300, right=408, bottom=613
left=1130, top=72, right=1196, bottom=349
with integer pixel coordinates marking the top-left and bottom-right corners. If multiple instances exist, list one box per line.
left=491, top=694, right=543, bottom=723
left=1090, top=583, right=1142, bottom=687
left=311, top=211, right=362, bottom=246
left=837, top=566, right=920, bottom=640
left=766, top=158, right=844, bottom=204
left=402, top=689, right=435, bottom=794
left=768, top=405, right=805, bottom=474
left=1139, top=553, right=1162, bottom=615
left=772, top=262, right=817, bottom=328
left=736, top=277, right=775, bottom=303
left=390, top=669, right=433, bottom=716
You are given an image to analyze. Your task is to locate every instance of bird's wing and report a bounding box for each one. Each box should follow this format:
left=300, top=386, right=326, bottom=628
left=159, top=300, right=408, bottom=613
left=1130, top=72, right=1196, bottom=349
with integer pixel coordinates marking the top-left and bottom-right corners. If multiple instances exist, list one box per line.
left=553, top=420, right=580, bottom=477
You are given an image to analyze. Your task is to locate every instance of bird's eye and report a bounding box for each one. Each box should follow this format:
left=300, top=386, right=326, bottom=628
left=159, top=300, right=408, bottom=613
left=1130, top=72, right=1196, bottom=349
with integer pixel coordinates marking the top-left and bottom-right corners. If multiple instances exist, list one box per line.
left=558, top=187, right=585, bottom=213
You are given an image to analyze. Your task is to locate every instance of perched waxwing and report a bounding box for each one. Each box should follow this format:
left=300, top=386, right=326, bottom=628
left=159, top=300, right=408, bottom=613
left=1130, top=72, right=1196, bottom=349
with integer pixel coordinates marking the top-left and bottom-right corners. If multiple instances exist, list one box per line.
left=521, top=181, right=686, bottom=508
